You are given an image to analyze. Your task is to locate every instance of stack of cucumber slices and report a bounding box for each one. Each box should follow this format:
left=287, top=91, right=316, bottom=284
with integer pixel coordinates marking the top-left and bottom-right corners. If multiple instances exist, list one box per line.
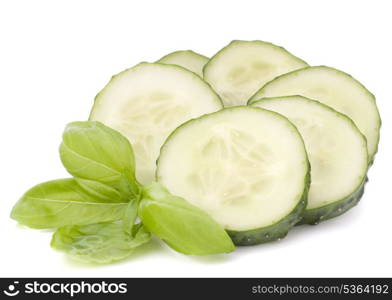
left=11, top=40, right=381, bottom=263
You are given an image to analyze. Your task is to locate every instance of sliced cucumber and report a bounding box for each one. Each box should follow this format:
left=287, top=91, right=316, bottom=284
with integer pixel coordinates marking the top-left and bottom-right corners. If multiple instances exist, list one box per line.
left=156, top=106, right=310, bottom=245
left=203, top=40, right=308, bottom=107
left=251, top=96, right=368, bottom=224
left=89, top=62, right=223, bottom=184
left=157, top=50, right=209, bottom=77
left=248, top=66, right=381, bottom=162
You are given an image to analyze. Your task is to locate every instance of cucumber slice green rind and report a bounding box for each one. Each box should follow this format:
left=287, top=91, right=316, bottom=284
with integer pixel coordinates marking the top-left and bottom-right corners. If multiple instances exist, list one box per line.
left=248, top=66, right=381, bottom=163
left=251, top=96, right=368, bottom=225
left=299, top=178, right=365, bottom=225
left=157, top=106, right=310, bottom=246
left=229, top=171, right=310, bottom=246
left=89, top=62, right=223, bottom=185
left=157, top=50, right=209, bottom=77
left=203, top=40, right=308, bottom=107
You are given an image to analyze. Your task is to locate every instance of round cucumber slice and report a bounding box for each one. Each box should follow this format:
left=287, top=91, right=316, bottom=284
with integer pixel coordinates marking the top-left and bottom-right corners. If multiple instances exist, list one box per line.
left=157, top=106, right=310, bottom=245
left=203, top=40, right=308, bottom=107
left=251, top=96, right=368, bottom=224
left=248, top=66, right=381, bottom=163
left=157, top=50, right=209, bottom=77
left=89, top=62, right=223, bottom=184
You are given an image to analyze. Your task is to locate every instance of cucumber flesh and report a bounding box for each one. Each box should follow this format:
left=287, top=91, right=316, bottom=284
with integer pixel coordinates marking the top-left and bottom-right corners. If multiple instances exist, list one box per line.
left=157, top=106, right=310, bottom=245
left=251, top=96, right=368, bottom=223
left=203, top=40, right=308, bottom=107
left=157, top=50, right=209, bottom=77
left=248, top=66, right=381, bottom=162
left=89, top=63, right=223, bottom=184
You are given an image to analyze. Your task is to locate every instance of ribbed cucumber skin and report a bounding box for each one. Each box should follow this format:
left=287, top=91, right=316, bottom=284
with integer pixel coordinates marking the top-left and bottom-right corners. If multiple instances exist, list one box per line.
left=229, top=171, right=310, bottom=246
left=300, top=179, right=366, bottom=225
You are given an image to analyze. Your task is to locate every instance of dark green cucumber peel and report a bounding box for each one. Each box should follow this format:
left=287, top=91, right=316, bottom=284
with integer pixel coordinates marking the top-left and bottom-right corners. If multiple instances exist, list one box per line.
left=299, top=177, right=367, bottom=225
left=228, top=170, right=310, bottom=246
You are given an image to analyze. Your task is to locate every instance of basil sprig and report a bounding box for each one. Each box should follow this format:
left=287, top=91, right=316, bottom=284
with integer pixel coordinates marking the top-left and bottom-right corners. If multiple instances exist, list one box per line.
left=11, top=121, right=234, bottom=263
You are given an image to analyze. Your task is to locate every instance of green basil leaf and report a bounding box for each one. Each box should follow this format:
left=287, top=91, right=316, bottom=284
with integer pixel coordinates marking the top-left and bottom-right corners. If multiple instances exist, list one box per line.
left=74, top=178, right=127, bottom=202
left=139, top=182, right=235, bottom=255
left=60, top=121, right=140, bottom=199
left=11, top=179, right=128, bottom=229
left=51, top=222, right=151, bottom=264
left=123, top=197, right=140, bottom=236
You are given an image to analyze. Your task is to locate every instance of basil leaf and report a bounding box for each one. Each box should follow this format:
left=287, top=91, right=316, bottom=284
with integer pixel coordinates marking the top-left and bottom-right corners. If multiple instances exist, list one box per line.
left=51, top=222, right=151, bottom=264
left=60, top=121, right=140, bottom=199
left=11, top=179, right=128, bottom=229
left=123, top=197, right=140, bottom=236
left=74, top=178, right=128, bottom=202
left=139, top=182, right=235, bottom=255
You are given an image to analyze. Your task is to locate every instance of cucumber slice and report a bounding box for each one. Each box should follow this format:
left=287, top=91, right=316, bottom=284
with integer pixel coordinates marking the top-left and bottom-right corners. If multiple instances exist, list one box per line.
left=156, top=106, right=310, bottom=245
left=89, top=62, right=223, bottom=184
left=251, top=96, right=368, bottom=224
left=248, top=66, right=381, bottom=162
left=203, top=40, right=308, bottom=107
left=157, top=50, right=209, bottom=77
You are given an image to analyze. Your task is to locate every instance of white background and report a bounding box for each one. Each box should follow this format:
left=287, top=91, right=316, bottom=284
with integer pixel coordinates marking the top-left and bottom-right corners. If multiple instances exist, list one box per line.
left=1, top=0, right=391, bottom=277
